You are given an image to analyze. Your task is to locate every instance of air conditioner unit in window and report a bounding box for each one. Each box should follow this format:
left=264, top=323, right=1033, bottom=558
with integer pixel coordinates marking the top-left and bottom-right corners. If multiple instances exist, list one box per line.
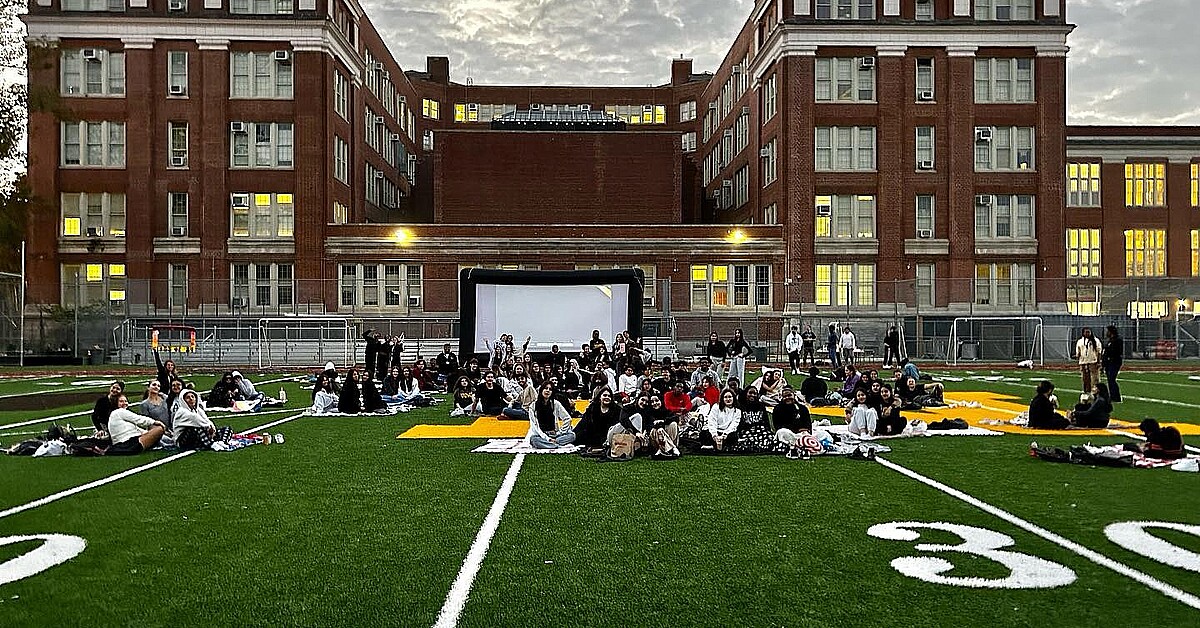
left=168, top=0, right=185, bottom=10
left=731, top=65, right=742, bottom=74
left=85, top=227, right=101, bottom=237
left=975, top=127, right=993, bottom=142
left=816, top=205, right=832, bottom=217
left=231, top=297, right=248, bottom=309
left=918, top=90, right=934, bottom=101
left=389, top=133, right=401, bottom=142
left=530, top=103, right=542, bottom=110
left=917, top=229, right=933, bottom=239
left=274, top=50, right=291, bottom=63
left=859, top=56, right=876, bottom=70
left=467, top=103, right=478, bottom=111
left=398, top=95, right=406, bottom=103
left=171, top=226, right=187, bottom=237
left=722, top=180, right=732, bottom=187
left=976, top=194, right=992, bottom=206
left=81, top=48, right=100, bottom=62
left=917, top=160, right=934, bottom=170
left=381, top=70, right=390, bottom=80
left=759, top=147, right=771, bottom=157
left=708, top=102, right=718, bottom=110
left=230, top=121, right=246, bottom=133
left=408, top=295, right=421, bottom=308
left=723, top=129, right=734, bottom=138
left=580, top=104, right=591, bottom=111
left=169, top=84, right=186, bottom=96
left=372, top=62, right=384, bottom=71
left=170, top=156, right=187, bottom=168
left=374, top=171, right=384, bottom=179
left=373, top=115, right=385, bottom=125
left=742, top=106, right=751, bottom=115
left=231, top=193, right=250, bottom=208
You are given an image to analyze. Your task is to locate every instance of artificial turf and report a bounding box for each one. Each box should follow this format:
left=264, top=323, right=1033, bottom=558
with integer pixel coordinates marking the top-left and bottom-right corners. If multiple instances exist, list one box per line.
left=0, top=368, right=1196, bottom=627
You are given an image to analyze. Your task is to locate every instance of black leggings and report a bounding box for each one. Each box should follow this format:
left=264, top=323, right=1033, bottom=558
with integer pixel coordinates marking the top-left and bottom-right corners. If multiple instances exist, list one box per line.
left=788, top=351, right=801, bottom=372
left=700, top=430, right=739, bottom=450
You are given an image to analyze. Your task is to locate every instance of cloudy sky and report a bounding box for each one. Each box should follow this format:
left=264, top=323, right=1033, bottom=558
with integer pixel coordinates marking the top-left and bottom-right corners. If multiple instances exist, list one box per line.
left=363, top=0, right=1200, bottom=125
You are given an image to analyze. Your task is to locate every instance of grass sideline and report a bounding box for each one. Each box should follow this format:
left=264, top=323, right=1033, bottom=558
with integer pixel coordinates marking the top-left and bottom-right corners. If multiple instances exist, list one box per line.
left=0, top=369, right=1194, bottom=627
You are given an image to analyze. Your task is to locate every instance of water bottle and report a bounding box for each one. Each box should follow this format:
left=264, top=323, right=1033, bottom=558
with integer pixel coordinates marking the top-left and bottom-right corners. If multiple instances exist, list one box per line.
left=279, top=387, right=287, bottom=403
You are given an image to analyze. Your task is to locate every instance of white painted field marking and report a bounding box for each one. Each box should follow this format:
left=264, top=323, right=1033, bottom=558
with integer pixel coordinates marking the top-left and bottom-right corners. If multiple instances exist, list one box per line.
left=875, top=456, right=1200, bottom=611
left=0, top=412, right=306, bottom=522
left=0, top=534, right=88, bottom=586
left=1105, top=429, right=1200, bottom=455
left=962, top=376, right=1200, bottom=411
left=433, top=454, right=527, bottom=628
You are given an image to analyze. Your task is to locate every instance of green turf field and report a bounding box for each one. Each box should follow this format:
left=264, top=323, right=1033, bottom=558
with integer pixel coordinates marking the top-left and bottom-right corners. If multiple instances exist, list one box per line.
left=0, top=368, right=1196, bottom=627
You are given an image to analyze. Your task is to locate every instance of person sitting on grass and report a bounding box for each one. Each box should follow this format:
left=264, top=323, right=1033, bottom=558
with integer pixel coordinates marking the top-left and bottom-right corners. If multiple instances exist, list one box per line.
left=835, top=365, right=862, bottom=405
left=105, top=395, right=166, bottom=455
left=381, top=366, right=401, bottom=397
left=800, top=367, right=829, bottom=406
left=310, top=374, right=338, bottom=414
left=774, top=387, right=813, bottom=456
left=500, top=373, right=537, bottom=421
left=875, top=385, right=905, bottom=436
left=693, top=375, right=720, bottom=407
left=1069, top=383, right=1113, bottom=429
left=449, top=376, right=476, bottom=417
left=360, top=375, right=387, bottom=413
left=524, top=383, right=577, bottom=449
left=898, top=376, right=945, bottom=408
left=337, top=368, right=363, bottom=414
left=92, top=381, right=125, bottom=433
left=729, top=387, right=783, bottom=454
left=606, top=393, right=651, bottom=446
left=845, top=388, right=879, bottom=437
left=140, top=380, right=173, bottom=432
left=232, top=371, right=266, bottom=403
left=750, top=369, right=786, bottom=406
left=1139, top=419, right=1185, bottom=459
left=473, top=371, right=510, bottom=416
left=573, top=387, right=622, bottom=450
left=1028, top=380, right=1069, bottom=430
left=701, top=389, right=741, bottom=452
left=663, top=380, right=692, bottom=416
left=644, top=394, right=680, bottom=458
left=173, top=389, right=221, bottom=451
left=207, top=371, right=242, bottom=409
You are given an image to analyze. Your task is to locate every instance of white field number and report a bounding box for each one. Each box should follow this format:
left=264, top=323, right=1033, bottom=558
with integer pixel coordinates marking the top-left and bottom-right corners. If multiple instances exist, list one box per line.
left=0, top=534, right=87, bottom=586
left=1105, top=522, right=1200, bottom=574
left=867, top=521, right=1077, bottom=589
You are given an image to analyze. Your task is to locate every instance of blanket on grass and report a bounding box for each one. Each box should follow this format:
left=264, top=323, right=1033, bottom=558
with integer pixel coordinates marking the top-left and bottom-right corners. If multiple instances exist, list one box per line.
left=470, top=439, right=581, bottom=454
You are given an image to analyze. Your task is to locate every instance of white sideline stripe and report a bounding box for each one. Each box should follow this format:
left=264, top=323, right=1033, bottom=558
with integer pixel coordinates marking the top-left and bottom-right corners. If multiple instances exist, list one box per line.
left=964, top=376, right=1200, bottom=410
left=0, top=406, right=304, bottom=438
left=0, top=412, right=306, bottom=522
left=433, top=453, right=526, bottom=628
left=0, top=375, right=305, bottom=431
left=1106, top=429, right=1200, bottom=455
left=875, top=456, right=1200, bottom=611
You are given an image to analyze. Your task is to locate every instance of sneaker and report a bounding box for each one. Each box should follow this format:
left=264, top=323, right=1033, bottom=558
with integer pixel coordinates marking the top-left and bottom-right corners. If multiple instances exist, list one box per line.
left=785, top=447, right=800, bottom=460
left=449, top=407, right=465, bottom=417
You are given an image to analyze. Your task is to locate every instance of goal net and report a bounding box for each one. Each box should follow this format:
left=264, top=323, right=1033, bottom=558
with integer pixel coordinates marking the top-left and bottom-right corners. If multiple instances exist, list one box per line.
left=946, top=316, right=1043, bottom=366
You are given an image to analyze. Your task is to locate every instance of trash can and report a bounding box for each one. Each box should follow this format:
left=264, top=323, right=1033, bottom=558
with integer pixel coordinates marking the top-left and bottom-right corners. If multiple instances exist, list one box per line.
left=960, top=341, right=979, bottom=360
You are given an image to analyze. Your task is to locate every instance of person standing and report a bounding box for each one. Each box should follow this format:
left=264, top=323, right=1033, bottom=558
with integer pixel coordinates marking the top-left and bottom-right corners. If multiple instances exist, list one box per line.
left=1074, top=327, right=1102, bottom=393
left=726, top=328, right=751, bottom=389
left=826, top=324, right=841, bottom=368
left=883, top=325, right=901, bottom=367
left=840, top=325, right=857, bottom=367
left=705, top=332, right=727, bottom=382
left=434, top=343, right=460, bottom=389
left=785, top=325, right=802, bottom=375
left=1102, top=325, right=1124, bottom=403
left=800, top=324, right=817, bottom=368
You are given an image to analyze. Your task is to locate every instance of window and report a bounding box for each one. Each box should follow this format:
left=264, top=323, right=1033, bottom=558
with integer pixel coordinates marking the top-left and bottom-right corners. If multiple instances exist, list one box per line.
left=761, top=139, right=777, bottom=186
left=735, top=112, right=749, bottom=154
left=974, top=58, right=1034, bottom=103
left=334, top=136, right=349, bottom=183
left=61, top=263, right=127, bottom=310
left=62, top=0, right=126, bottom=10
left=170, top=264, right=188, bottom=311
left=916, top=58, right=934, bottom=100
left=61, top=193, right=126, bottom=238
left=763, top=203, right=778, bottom=225
left=604, top=104, right=667, bottom=125
left=815, top=57, right=875, bottom=102
left=230, top=51, right=293, bottom=99
left=916, top=264, right=934, bottom=307
left=230, top=0, right=294, bottom=14
left=230, top=192, right=294, bottom=238
left=679, top=101, right=696, bottom=122
left=915, top=126, right=935, bottom=167
left=916, top=195, right=935, bottom=235
left=682, top=132, right=696, bottom=152
left=169, top=122, right=188, bottom=168
left=1125, top=163, right=1166, bottom=207
left=1066, top=228, right=1101, bottom=278
left=1128, top=301, right=1167, bottom=319
left=423, top=130, right=434, bottom=152
left=915, top=0, right=934, bottom=20
left=231, top=122, right=293, bottom=168
left=974, top=263, right=1034, bottom=306
left=61, top=121, right=125, bottom=167
left=339, top=263, right=423, bottom=310
left=975, top=195, right=1035, bottom=239
left=975, top=0, right=1034, bottom=21
left=1193, top=164, right=1199, bottom=207
left=815, top=126, right=876, bottom=171
left=1067, top=301, right=1100, bottom=317
left=168, top=193, right=189, bottom=236
left=1193, top=230, right=1199, bottom=277
left=451, top=103, right=516, bottom=122
left=1124, top=229, right=1166, bottom=277
left=166, top=51, right=188, bottom=96
left=60, top=49, right=124, bottom=96
left=231, top=263, right=294, bottom=309
left=814, top=0, right=875, bottom=19
left=762, top=74, right=777, bottom=122
left=690, top=264, right=771, bottom=308
left=733, top=166, right=749, bottom=209
left=815, top=195, right=876, bottom=239
left=334, top=71, right=349, bottom=119
left=1067, top=163, right=1101, bottom=207
left=422, top=98, right=439, bottom=119
left=814, top=263, right=875, bottom=306
left=974, top=127, right=1035, bottom=171
left=333, top=202, right=349, bottom=225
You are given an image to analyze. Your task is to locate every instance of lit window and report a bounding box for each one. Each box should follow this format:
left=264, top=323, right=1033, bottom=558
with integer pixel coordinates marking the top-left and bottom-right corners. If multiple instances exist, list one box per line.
left=61, top=192, right=125, bottom=238
left=1124, top=229, right=1167, bottom=277
left=422, top=99, right=440, bottom=119
left=1066, top=163, right=1101, bottom=207
left=974, top=126, right=1035, bottom=171
left=1124, top=163, right=1167, bottom=207
left=1191, top=163, right=1198, bottom=207
left=1127, top=301, right=1167, bottom=319
left=815, top=195, right=875, bottom=239
left=1066, top=229, right=1101, bottom=278
left=229, top=192, right=294, bottom=239
left=1067, top=301, right=1100, bottom=316
left=815, top=263, right=874, bottom=306
left=1192, top=230, right=1199, bottom=277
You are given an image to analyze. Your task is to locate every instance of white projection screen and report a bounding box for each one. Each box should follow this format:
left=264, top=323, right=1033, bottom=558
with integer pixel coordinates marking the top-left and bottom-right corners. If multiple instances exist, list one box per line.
left=458, top=269, right=645, bottom=359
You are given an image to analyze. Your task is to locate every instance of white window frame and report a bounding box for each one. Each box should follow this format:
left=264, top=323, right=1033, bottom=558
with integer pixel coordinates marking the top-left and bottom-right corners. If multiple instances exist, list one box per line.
left=763, top=203, right=778, bottom=225
left=679, top=100, right=696, bottom=122
left=816, top=194, right=876, bottom=239
left=681, top=132, right=696, bottom=153
left=761, top=139, right=777, bottom=186
left=815, top=57, right=876, bottom=102
left=974, top=194, right=1035, bottom=239
left=1067, top=162, right=1101, bottom=207
left=231, top=122, right=294, bottom=168
left=230, top=51, right=294, bottom=99
left=169, top=264, right=188, bottom=311
left=974, top=58, right=1035, bottom=103
left=231, top=262, right=295, bottom=309
left=339, top=263, right=423, bottom=310
left=230, top=192, right=294, bottom=239
left=974, top=263, right=1034, bottom=306
left=762, top=74, right=777, bottom=122
left=169, top=121, right=188, bottom=168
left=916, top=195, right=935, bottom=235
left=60, top=48, right=124, bottom=97
left=975, top=0, right=1034, bottom=21
left=61, top=192, right=126, bottom=238
left=333, top=202, right=349, bottom=225
left=1124, top=229, right=1167, bottom=277
left=916, top=58, right=934, bottom=100
left=334, top=136, right=349, bottom=183
left=334, top=70, right=349, bottom=119
left=62, top=0, right=126, bottom=10
left=167, top=51, right=188, bottom=96
left=168, top=192, right=189, bottom=236
left=230, top=0, right=294, bottom=14
left=61, top=121, right=125, bottom=168
left=915, top=263, right=934, bottom=307
left=814, top=263, right=875, bottom=307
left=1066, top=228, right=1101, bottom=278
left=814, top=0, right=875, bottom=19
left=61, top=262, right=128, bottom=310
left=734, top=166, right=749, bottom=209
left=1124, top=163, right=1167, bottom=208
left=690, top=263, right=772, bottom=309
left=815, top=126, right=876, bottom=171
left=915, top=126, right=935, bottom=166
left=974, top=126, right=1035, bottom=171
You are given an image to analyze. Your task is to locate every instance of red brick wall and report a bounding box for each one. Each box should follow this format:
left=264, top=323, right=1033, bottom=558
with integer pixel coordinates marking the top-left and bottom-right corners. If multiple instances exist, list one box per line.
left=434, top=131, right=682, bottom=224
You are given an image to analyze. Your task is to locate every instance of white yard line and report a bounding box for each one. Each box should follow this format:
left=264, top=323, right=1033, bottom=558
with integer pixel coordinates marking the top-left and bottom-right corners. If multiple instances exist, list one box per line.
left=433, top=454, right=527, bottom=628
left=960, top=376, right=1200, bottom=411
left=0, top=412, right=306, bottom=521
left=0, top=406, right=303, bottom=439
left=875, top=456, right=1200, bottom=611
left=1105, top=429, right=1200, bottom=455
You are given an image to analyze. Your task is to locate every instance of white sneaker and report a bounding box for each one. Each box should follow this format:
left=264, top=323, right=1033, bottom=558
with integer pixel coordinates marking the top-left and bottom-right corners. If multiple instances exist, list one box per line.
left=449, top=407, right=465, bottom=417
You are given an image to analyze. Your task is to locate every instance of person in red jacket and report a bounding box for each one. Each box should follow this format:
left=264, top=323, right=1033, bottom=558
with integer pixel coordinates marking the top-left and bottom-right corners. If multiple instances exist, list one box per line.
left=664, top=381, right=692, bottom=416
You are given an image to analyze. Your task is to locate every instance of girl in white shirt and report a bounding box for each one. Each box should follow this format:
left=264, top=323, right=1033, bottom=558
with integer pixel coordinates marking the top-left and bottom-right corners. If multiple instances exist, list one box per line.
left=1074, top=327, right=1102, bottom=393
left=702, top=389, right=742, bottom=451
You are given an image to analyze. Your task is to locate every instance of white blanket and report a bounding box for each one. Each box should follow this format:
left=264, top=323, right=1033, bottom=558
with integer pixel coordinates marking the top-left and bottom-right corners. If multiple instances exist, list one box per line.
left=471, top=438, right=581, bottom=454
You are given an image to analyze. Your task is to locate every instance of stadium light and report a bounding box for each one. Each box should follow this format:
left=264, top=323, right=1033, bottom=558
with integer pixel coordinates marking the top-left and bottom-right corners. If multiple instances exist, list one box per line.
left=393, top=228, right=413, bottom=245
left=726, top=229, right=747, bottom=244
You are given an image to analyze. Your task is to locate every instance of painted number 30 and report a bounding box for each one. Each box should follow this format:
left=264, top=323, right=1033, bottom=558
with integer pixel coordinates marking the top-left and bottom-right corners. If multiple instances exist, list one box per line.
left=869, top=521, right=1200, bottom=589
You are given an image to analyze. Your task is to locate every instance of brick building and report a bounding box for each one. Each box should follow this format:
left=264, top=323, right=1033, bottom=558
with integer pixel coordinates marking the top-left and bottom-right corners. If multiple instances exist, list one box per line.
left=18, top=0, right=1200, bottom=336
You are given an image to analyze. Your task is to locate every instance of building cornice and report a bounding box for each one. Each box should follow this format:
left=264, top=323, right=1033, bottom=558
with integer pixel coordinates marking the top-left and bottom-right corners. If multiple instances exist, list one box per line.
left=324, top=236, right=785, bottom=258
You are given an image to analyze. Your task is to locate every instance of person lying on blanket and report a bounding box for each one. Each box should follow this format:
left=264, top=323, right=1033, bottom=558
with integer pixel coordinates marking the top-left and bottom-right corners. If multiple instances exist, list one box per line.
left=1139, top=419, right=1185, bottom=459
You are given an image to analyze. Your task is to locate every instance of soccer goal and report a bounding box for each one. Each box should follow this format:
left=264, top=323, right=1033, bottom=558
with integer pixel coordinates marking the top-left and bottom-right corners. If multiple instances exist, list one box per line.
left=946, top=316, right=1043, bottom=366
left=257, top=317, right=355, bottom=368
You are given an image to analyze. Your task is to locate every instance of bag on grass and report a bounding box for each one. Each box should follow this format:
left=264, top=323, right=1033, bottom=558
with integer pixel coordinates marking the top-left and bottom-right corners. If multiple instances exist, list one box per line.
left=607, top=433, right=636, bottom=461
left=6, top=439, right=43, bottom=456
left=1031, top=445, right=1072, bottom=463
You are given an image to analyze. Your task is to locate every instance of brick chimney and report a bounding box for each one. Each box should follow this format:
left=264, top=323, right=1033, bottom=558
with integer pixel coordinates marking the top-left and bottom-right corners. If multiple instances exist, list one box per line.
left=671, top=57, right=693, bottom=86
left=427, top=56, right=450, bottom=84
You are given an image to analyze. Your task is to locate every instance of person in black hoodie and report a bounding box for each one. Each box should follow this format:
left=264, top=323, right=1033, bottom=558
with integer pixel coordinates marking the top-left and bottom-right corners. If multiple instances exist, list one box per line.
left=386, top=335, right=405, bottom=374
left=800, top=367, right=828, bottom=405
left=337, top=368, right=363, bottom=414
left=1069, top=383, right=1113, bottom=428
left=362, top=329, right=385, bottom=381
left=154, top=350, right=181, bottom=394
left=92, top=380, right=126, bottom=432
left=207, top=371, right=240, bottom=408
left=360, top=375, right=387, bottom=412
left=1102, top=325, right=1124, bottom=403
left=1028, top=380, right=1069, bottom=429
left=573, top=387, right=622, bottom=449
left=381, top=366, right=401, bottom=396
